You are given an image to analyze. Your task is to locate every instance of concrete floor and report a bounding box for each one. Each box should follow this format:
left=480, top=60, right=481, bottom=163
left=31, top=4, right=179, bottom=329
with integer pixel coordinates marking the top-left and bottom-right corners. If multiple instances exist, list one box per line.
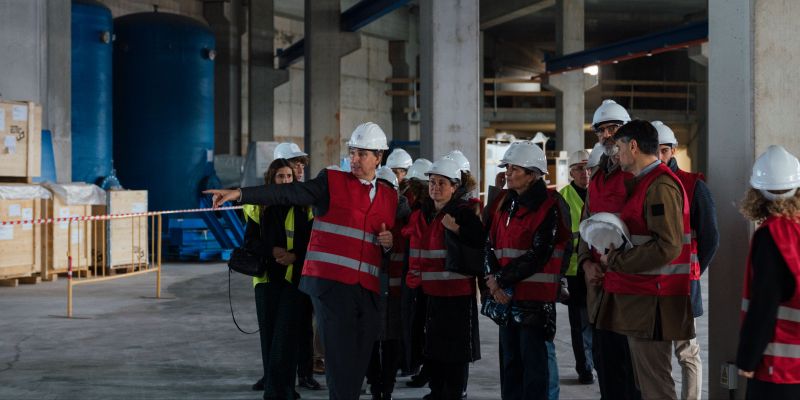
left=0, top=263, right=709, bottom=399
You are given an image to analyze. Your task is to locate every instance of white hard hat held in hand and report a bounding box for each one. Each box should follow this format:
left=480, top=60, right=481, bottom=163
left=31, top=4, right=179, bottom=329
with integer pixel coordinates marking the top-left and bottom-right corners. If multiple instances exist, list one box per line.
left=498, top=141, right=547, bottom=174
left=579, top=212, right=632, bottom=252
left=407, top=158, right=433, bottom=182
left=587, top=143, right=604, bottom=169
left=751, top=145, right=800, bottom=201
left=347, top=122, right=389, bottom=150
left=376, top=166, right=399, bottom=189
left=592, top=99, right=631, bottom=128
left=443, top=150, right=471, bottom=173
left=386, top=148, right=413, bottom=169
left=426, top=158, right=462, bottom=181
left=652, top=121, right=678, bottom=147
left=274, top=142, right=308, bottom=160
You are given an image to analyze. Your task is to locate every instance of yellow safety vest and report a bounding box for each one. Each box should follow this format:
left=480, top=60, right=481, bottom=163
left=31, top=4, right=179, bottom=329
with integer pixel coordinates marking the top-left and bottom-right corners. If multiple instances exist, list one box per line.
left=248, top=205, right=314, bottom=286
left=559, top=184, right=584, bottom=277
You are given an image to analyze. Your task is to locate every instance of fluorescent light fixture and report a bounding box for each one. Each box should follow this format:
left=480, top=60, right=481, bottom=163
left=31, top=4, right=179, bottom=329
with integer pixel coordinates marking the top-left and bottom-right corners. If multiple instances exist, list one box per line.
left=583, top=65, right=599, bottom=75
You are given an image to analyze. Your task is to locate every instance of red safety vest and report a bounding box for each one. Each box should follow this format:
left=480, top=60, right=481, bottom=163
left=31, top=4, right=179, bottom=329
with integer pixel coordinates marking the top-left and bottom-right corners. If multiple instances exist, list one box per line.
left=403, top=208, right=475, bottom=297
left=603, top=163, right=692, bottom=296
left=741, top=216, right=800, bottom=384
left=489, top=189, right=569, bottom=302
left=588, top=165, right=632, bottom=215
left=302, top=170, right=397, bottom=293
left=674, top=168, right=704, bottom=281
left=388, top=221, right=407, bottom=297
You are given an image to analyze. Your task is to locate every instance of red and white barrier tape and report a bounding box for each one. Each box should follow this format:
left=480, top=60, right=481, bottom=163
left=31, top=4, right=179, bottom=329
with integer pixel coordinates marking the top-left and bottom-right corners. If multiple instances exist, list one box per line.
left=0, top=205, right=243, bottom=226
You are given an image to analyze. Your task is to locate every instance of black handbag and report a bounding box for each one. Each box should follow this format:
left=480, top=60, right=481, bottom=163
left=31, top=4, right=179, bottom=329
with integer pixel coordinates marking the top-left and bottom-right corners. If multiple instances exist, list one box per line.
left=228, top=247, right=265, bottom=277
left=511, top=301, right=557, bottom=339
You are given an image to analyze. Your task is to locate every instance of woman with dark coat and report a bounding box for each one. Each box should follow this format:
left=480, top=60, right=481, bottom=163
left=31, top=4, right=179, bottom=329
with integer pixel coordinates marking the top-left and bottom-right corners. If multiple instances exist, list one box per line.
left=243, top=158, right=313, bottom=400
left=402, top=158, right=483, bottom=400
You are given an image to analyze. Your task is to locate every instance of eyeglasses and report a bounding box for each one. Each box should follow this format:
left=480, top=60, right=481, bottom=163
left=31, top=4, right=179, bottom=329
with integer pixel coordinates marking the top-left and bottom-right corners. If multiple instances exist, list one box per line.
left=594, top=124, right=621, bottom=134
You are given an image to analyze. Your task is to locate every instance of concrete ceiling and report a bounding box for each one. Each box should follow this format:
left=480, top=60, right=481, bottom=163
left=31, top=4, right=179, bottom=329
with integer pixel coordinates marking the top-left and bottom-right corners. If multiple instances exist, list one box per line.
left=482, top=0, right=707, bottom=53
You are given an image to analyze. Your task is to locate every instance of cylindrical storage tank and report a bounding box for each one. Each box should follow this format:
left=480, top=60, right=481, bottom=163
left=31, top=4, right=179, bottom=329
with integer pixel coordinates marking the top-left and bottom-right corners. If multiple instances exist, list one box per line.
left=112, top=12, right=215, bottom=211
left=71, top=0, right=113, bottom=185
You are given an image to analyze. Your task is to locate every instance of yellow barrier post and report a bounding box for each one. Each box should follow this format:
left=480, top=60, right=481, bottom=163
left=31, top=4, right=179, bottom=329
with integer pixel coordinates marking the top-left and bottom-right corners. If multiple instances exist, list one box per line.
left=156, top=214, right=162, bottom=299
left=67, top=221, right=73, bottom=318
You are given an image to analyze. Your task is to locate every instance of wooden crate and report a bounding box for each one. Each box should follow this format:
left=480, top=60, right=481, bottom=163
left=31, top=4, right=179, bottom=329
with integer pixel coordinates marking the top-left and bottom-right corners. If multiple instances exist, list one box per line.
left=92, top=190, right=149, bottom=269
left=47, top=195, right=94, bottom=275
left=0, top=100, right=42, bottom=180
left=0, top=186, right=47, bottom=280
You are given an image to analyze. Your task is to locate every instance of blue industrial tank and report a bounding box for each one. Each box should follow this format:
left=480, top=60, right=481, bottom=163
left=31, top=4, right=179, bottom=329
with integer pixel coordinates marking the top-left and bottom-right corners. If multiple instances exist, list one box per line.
left=71, top=0, right=113, bottom=185
left=112, top=11, right=215, bottom=211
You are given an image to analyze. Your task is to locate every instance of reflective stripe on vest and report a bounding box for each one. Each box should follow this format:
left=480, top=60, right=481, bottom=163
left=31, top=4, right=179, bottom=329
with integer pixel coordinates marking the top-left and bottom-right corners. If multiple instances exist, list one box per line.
left=404, top=209, right=475, bottom=297
left=741, top=216, right=800, bottom=383
left=301, top=170, right=397, bottom=293
left=603, top=163, right=692, bottom=296
left=559, top=184, right=584, bottom=276
left=489, top=189, right=569, bottom=302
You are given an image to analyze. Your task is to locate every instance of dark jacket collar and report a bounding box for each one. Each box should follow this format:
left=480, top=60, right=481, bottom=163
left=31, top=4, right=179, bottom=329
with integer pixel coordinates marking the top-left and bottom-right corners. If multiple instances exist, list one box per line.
left=667, top=157, right=679, bottom=173
left=504, top=178, right=548, bottom=212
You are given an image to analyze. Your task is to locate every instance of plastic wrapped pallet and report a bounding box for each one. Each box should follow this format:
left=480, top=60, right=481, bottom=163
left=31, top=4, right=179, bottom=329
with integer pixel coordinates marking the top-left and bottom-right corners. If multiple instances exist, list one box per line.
left=42, top=183, right=105, bottom=276
left=0, top=184, right=50, bottom=280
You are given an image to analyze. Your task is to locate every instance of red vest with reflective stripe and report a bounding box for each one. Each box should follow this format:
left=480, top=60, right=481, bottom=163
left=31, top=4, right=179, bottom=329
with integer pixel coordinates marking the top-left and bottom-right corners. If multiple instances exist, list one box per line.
left=302, top=170, right=397, bottom=293
left=588, top=165, right=632, bottom=215
left=742, top=216, right=800, bottom=384
left=489, top=189, right=568, bottom=302
left=403, top=208, right=475, bottom=297
left=603, top=163, right=692, bottom=296
left=674, top=168, right=704, bottom=281
left=388, top=221, right=407, bottom=297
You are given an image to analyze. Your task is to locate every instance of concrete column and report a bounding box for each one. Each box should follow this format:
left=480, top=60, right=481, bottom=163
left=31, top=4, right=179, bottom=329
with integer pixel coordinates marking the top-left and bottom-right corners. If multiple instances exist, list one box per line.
left=419, top=0, right=481, bottom=177
left=0, top=0, right=71, bottom=182
left=204, top=0, right=243, bottom=156
left=304, top=0, right=360, bottom=174
left=708, top=1, right=800, bottom=398
left=545, top=0, right=596, bottom=152
left=248, top=0, right=288, bottom=142
left=389, top=40, right=410, bottom=142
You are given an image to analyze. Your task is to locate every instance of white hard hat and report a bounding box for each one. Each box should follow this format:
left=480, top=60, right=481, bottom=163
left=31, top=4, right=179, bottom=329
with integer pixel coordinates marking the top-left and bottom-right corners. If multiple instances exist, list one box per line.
left=592, top=99, right=631, bottom=128
left=326, top=165, right=341, bottom=171
left=499, top=141, right=547, bottom=174
left=443, top=150, right=471, bottom=173
left=407, top=158, right=432, bottom=181
left=273, top=142, right=307, bottom=160
left=652, top=121, right=678, bottom=146
left=376, top=166, right=399, bottom=189
left=385, top=148, right=413, bottom=169
left=750, top=145, right=800, bottom=200
left=426, top=158, right=462, bottom=181
left=579, top=212, right=632, bottom=252
left=568, top=150, right=590, bottom=168
left=587, top=143, right=604, bottom=169
left=347, top=122, right=389, bottom=150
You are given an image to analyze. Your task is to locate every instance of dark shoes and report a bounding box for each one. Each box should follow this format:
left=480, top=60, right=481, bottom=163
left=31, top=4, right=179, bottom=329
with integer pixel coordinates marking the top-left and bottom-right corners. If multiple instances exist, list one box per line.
left=405, top=373, right=429, bottom=388
left=578, top=372, right=595, bottom=384
left=252, top=377, right=264, bottom=391
left=312, top=358, right=325, bottom=375
left=297, top=375, right=323, bottom=390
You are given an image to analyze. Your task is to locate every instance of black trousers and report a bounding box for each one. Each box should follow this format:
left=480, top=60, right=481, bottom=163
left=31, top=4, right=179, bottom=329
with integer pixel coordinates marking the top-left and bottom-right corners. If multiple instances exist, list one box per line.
left=428, top=360, right=468, bottom=400
left=746, top=378, right=800, bottom=399
left=593, top=328, right=641, bottom=400
left=296, top=292, right=315, bottom=379
left=255, top=281, right=302, bottom=400
left=499, top=323, right=549, bottom=400
left=310, top=283, right=380, bottom=400
left=408, top=288, right=428, bottom=374
left=567, top=303, right=593, bottom=376
left=366, top=339, right=401, bottom=395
